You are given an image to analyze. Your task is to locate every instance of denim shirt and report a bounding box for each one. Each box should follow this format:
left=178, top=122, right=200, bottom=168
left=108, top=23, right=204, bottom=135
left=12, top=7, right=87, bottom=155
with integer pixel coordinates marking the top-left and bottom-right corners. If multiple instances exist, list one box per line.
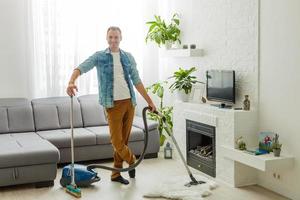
left=77, top=48, right=141, bottom=108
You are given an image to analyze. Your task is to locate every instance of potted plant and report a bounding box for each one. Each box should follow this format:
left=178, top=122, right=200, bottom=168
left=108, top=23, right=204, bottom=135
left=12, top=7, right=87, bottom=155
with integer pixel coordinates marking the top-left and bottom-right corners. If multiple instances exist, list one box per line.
left=272, top=133, right=282, bottom=157
left=145, top=13, right=181, bottom=49
left=169, top=67, right=204, bottom=102
left=146, top=81, right=173, bottom=146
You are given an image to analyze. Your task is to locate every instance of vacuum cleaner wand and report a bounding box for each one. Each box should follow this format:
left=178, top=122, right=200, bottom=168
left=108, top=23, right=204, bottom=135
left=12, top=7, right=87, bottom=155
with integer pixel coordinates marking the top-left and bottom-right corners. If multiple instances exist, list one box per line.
left=153, top=110, right=205, bottom=187
left=65, top=96, right=82, bottom=198
left=86, top=106, right=151, bottom=173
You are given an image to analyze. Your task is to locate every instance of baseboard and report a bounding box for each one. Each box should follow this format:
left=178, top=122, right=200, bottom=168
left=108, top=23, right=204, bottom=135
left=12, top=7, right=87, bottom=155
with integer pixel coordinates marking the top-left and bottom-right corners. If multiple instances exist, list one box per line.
left=143, top=153, right=158, bottom=159
left=35, top=180, right=54, bottom=188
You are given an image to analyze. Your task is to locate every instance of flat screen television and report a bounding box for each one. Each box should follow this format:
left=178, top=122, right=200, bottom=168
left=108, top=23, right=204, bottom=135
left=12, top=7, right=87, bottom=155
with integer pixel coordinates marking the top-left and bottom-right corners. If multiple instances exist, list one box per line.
left=206, top=70, right=235, bottom=107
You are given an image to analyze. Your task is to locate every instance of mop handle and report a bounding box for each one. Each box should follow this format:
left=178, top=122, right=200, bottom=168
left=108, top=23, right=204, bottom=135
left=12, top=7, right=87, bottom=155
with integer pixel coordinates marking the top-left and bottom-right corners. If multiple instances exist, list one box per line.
left=70, top=96, right=76, bottom=186
left=153, top=110, right=193, bottom=177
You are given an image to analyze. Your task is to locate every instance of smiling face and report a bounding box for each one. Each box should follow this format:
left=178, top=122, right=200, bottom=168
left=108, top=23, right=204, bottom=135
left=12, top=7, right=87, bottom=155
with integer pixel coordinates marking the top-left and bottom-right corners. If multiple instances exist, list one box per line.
left=106, top=28, right=122, bottom=52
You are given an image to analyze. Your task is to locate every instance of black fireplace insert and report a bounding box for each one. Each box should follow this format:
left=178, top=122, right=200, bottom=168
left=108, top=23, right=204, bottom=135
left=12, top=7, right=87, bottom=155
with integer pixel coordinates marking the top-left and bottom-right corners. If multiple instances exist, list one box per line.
left=186, top=119, right=216, bottom=177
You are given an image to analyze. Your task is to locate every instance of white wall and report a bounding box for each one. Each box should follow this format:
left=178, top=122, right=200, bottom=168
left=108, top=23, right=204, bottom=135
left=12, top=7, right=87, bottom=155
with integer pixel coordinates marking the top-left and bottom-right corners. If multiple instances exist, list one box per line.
left=156, top=0, right=300, bottom=199
left=157, top=0, right=259, bottom=109
left=259, top=0, right=300, bottom=199
left=0, top=0, right=29, bottom=98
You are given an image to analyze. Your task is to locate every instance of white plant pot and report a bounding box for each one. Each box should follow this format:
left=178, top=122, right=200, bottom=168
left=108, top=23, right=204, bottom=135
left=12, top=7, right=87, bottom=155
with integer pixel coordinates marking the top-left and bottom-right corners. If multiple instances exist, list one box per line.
left=164, top=40, right=172, bottom=49
left=176, top=90, right=190, bottom=102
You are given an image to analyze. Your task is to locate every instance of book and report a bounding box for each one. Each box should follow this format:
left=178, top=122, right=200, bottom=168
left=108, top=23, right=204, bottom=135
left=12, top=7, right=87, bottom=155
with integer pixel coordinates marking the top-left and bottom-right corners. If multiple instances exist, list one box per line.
left=244, top=148, right=269, bottom=156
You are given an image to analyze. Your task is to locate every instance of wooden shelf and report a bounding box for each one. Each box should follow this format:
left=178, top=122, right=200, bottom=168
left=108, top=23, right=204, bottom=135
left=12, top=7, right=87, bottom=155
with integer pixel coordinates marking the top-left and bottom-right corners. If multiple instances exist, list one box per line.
left=220, top=145, right=294, bottom=171
left=162, top=48, right=204, bottom=57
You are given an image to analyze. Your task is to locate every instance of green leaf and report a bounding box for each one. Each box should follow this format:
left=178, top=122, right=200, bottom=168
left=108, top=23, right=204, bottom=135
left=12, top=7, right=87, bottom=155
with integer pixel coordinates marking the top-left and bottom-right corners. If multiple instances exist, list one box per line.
left=173, top=19, right=179, bottom=25
left=163, top=126, right=172, bottom=136
left=160, top=134, right=166, bottom=146
left=146, top=21, right=155, bottom=25
left=157, top=86, right=164, bottom=98
left=149, top=23, right=157, bottom=32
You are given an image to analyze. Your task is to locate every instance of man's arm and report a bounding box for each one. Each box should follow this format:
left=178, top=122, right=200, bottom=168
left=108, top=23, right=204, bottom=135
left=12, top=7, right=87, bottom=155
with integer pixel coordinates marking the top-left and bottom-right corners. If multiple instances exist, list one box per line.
left=66, top=69, right=81, bottom=96
left=66, top=52, right=97, bottom=96
left=135, top=82, right=156, bottom=112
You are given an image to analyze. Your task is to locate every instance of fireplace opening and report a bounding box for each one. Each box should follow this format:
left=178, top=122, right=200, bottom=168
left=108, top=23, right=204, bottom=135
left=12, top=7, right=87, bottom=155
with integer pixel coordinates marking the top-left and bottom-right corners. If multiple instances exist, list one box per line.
left=186, top=119, right=216, bottom=177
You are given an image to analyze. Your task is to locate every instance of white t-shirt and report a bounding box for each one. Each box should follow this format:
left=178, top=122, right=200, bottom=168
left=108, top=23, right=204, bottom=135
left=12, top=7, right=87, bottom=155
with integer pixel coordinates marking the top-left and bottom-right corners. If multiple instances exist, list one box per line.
left=111, top=52, right=131, bottom=100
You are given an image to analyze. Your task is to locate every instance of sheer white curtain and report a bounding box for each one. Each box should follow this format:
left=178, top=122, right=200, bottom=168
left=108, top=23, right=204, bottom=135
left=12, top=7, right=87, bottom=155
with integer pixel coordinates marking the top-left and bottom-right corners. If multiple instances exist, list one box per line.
left=28, top=0, right=148, bottom=98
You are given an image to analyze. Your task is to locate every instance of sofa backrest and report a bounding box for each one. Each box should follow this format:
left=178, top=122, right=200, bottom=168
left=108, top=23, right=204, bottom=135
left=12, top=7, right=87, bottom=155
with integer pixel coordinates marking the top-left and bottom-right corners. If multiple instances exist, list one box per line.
left=0, top=98, right=35, bottom=134
left=77, top=94, right=108, bottom=127
left=31, top=96, right=83, bottom=131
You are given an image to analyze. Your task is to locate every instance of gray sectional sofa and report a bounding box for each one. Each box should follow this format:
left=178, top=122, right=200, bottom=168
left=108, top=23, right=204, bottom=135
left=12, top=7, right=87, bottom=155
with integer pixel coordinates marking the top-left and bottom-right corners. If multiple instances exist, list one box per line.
left=0, top=95, right=159, bottom=187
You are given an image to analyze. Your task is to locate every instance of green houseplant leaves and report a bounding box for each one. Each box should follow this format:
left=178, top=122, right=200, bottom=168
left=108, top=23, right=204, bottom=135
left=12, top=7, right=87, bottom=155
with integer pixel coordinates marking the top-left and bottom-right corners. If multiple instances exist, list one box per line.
left=145, top=13, right=181, bottom=47
left=146, top=81, right=173, bottom=146
left=169, top=67, right=204, bottom=94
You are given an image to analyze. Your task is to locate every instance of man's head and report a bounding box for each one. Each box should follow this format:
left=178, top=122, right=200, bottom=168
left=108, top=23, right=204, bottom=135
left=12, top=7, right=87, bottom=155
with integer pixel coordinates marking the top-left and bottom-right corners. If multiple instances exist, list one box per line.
left=106, top=26, right=122, bottom=51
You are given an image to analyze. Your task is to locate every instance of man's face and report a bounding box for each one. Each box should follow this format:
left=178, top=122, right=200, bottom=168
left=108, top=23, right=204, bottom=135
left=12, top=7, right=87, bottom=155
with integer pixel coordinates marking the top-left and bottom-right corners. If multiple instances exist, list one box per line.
left=106, top=30, right=122, bottom=49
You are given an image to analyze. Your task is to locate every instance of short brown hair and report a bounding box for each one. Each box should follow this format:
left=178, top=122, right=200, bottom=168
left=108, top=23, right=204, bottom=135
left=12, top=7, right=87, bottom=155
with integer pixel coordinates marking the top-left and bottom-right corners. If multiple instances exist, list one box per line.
left=107, top=26, right=122, bottom=35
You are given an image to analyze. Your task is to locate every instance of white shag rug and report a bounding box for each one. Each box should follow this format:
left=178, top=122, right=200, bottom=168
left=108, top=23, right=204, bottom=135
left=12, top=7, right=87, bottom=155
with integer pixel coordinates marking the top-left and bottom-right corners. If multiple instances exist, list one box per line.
left=143, top=174, right=218, bottom=200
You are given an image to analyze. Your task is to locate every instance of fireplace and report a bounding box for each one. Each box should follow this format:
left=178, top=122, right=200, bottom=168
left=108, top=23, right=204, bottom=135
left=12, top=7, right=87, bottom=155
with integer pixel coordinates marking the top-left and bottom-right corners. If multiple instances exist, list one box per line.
left=186, top=119, right=216, bottom=177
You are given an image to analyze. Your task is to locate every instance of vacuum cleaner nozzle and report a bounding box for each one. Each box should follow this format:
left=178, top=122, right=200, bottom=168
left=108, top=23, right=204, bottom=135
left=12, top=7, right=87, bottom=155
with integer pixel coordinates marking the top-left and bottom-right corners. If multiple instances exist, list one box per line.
left=66, top=184, right=82, bottom=198
left=184, top=174, right=206, bottom=187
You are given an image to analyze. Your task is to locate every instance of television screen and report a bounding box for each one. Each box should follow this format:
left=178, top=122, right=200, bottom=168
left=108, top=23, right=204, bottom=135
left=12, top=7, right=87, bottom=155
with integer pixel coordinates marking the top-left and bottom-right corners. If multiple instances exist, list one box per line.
left=206, top=70, right=235, bottom=104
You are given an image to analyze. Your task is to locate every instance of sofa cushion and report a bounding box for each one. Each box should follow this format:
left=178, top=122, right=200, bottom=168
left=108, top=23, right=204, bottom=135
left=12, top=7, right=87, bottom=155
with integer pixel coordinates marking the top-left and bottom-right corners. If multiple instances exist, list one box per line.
left=132, top=116, right=158, bottom=131
left=32, top=105, right=60, bottom=130
left=36, top=128, right=97, bottom=148
left=86, top=126, right=144, bottom=145
left=0, top=132, right=59, bottom=168
left=0, top=108, right=9, bottom=133
left=32, top=96, right=83, bottom=131
left=78, top=94, right=107, bottom=127
left=8, top=106, right=36, bottom=133
left=0, top=98, right=35, bottom=134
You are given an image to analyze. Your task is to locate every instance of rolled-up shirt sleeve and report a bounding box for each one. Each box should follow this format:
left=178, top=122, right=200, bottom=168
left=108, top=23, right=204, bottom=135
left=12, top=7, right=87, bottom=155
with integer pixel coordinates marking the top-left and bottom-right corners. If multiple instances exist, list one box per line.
left=76, top=52, right=98, bottom=74
left=127, top=53, right=141, bottom=86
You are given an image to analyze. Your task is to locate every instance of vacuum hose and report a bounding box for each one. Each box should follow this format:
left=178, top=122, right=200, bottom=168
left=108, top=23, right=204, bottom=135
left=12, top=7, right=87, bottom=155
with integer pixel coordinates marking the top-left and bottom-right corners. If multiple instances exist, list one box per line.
left=87, top=106, right=155, bottom=172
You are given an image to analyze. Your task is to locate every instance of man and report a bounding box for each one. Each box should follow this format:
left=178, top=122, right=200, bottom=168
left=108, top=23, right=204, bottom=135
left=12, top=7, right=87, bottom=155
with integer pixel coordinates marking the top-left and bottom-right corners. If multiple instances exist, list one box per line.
left=66, top=26, right=156, bottom=185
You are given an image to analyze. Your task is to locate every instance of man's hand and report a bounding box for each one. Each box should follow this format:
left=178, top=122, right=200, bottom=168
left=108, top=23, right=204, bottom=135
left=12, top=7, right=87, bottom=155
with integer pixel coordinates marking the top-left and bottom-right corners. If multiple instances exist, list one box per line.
left=66, top=69, right=81, bottom=96
left=148, top=102, right=157, bottom=112
left=134, top=82, right=157, bottom=113
left=66, top=83, right=78, bottom=97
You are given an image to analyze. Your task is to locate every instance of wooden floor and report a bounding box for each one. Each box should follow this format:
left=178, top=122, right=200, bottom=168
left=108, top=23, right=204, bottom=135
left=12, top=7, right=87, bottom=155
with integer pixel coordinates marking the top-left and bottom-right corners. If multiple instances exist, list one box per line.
left=0, top=152, right=290, bottom=200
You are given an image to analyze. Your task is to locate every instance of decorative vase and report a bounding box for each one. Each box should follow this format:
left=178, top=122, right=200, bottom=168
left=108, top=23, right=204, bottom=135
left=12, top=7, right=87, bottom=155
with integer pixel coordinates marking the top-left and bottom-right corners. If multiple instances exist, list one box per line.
left=243, top=95, right=250, bottom=110
left=176, top=90, right=190, bottom=102
left=273, top=148, right=281, bottom=157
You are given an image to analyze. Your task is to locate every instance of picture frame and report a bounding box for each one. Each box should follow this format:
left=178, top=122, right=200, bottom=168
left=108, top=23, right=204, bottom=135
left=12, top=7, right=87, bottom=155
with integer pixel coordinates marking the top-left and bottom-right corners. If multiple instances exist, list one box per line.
left=189, top=84, right=205, bottom=103
left=258, top=131, right=274, bottom=153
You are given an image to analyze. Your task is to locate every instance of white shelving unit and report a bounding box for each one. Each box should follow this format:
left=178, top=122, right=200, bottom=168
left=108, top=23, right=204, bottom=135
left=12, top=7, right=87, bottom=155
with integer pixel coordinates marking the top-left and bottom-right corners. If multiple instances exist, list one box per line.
left=162, top=48, right=204, bottom=57
left=220, top=145, right=294, bottom=171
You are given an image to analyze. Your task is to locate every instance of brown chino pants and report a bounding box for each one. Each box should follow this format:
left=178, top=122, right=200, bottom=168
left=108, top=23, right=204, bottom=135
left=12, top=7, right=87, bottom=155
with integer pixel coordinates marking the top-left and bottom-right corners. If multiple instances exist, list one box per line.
left=105, top=98, right=136, bottom=179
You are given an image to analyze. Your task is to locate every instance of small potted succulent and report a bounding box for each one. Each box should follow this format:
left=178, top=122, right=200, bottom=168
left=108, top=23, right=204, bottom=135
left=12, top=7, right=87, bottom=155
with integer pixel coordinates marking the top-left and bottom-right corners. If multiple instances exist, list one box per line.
left=235, top=136, right=247, bottom=150
left=272, top=133, right=282, bottom=157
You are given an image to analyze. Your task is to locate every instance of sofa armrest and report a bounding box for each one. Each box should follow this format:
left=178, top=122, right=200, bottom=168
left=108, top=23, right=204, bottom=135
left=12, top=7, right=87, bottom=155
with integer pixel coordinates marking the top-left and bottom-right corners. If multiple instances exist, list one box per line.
left=132, top=116, right=158, bottom=131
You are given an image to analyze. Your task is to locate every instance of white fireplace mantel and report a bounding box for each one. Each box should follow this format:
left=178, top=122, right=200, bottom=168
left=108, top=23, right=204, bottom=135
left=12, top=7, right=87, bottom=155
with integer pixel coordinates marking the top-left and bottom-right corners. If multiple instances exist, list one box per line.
left=173, top=101, right=294, bottom=187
